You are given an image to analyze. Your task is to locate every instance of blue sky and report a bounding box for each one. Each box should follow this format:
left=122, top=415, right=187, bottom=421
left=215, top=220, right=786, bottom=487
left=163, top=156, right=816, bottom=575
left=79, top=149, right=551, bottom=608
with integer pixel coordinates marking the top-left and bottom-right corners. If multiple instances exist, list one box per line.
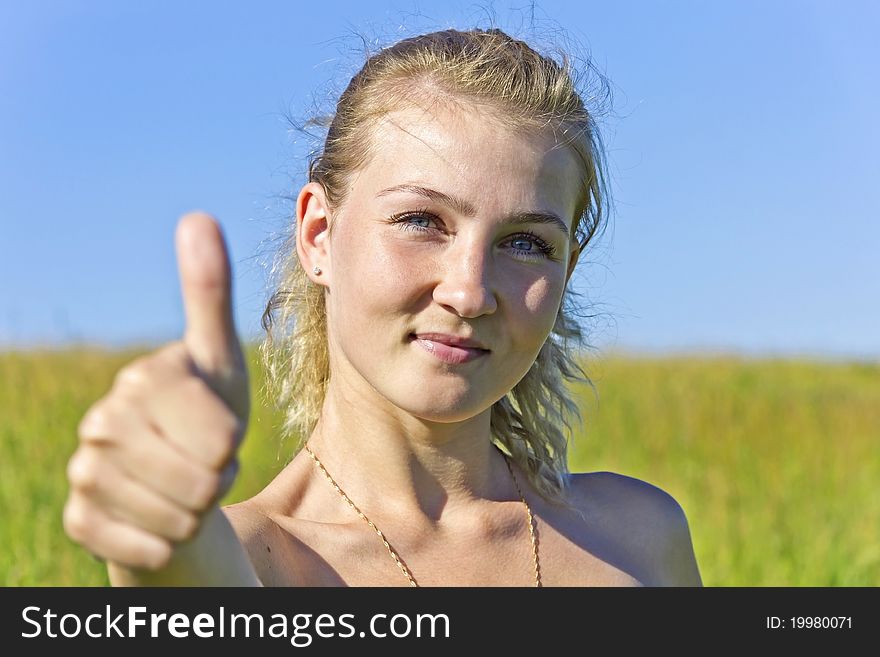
left=1, top=0, right=877, bottom=360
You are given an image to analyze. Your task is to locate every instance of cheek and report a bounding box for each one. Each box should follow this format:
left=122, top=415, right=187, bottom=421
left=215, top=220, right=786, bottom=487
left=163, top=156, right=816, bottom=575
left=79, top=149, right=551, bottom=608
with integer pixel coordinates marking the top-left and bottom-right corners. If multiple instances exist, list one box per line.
left=518, top=276, right=563, bottom=333
left=327, top=230, right=412, bottom=332
left=373, top=238, right=422, bottom=285
left=333, top=226, right=393, bottom=292
left=523, top=276, right=557, bottom=311
left=350, top=234, right=435, bottom=301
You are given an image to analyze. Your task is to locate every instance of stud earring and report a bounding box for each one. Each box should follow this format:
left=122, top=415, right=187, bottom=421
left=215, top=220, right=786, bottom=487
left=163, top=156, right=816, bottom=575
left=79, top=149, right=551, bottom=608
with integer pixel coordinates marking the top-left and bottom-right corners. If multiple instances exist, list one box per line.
left=313, top=266, right=322, bottom=275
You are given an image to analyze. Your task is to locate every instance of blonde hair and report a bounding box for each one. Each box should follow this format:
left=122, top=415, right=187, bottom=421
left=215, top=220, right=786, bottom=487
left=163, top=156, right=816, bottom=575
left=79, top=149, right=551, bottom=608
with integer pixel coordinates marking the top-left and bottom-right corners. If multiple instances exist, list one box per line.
left=260, top=26, right=613, bottom=508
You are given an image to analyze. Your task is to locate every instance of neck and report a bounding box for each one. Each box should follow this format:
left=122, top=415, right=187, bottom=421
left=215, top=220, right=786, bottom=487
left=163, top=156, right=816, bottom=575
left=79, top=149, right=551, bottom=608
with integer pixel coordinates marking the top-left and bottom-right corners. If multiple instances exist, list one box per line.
left=305, top=382, right=518, bottom=525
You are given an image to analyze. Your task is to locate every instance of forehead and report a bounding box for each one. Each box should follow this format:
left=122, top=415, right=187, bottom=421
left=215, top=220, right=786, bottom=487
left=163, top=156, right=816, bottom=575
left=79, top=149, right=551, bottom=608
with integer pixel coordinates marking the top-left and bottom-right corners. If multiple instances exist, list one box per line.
left=353, top=102, right=582, bottom=223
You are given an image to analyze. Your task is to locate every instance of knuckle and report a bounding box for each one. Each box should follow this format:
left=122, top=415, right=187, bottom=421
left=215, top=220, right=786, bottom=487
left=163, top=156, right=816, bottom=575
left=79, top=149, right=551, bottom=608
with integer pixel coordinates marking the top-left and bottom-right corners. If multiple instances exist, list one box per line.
left=62, top=497, right=93, bottom=542
left=78, top=404, right=114, bottom=440
left=66, top=449, right=103, bottom=494
left=146, top=541, right=174, bottom=571
left=113, top=362, right=153, bottom=392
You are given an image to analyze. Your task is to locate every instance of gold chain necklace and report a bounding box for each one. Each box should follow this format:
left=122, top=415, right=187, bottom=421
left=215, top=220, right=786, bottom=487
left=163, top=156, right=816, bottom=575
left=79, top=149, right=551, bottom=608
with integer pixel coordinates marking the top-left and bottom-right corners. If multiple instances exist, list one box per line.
left=303, top=443, right=542, bottom=587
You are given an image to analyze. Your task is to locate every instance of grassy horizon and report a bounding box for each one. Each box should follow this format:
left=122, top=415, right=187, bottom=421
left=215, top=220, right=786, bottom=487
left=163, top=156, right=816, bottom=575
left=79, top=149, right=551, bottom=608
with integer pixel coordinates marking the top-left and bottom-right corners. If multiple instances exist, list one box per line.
left=1, top=345, right=877, bottom=586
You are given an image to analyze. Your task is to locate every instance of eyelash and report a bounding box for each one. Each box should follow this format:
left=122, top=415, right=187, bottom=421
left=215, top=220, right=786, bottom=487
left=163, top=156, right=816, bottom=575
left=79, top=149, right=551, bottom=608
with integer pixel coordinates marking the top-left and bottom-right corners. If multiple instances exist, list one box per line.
left=386, top=209, right=558, bottom=260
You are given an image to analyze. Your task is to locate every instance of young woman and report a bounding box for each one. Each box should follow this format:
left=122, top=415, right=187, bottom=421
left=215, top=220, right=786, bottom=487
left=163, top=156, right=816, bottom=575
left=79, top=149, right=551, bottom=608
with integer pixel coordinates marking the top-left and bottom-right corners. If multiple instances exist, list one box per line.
left=64, top=27, right=702, bottom=587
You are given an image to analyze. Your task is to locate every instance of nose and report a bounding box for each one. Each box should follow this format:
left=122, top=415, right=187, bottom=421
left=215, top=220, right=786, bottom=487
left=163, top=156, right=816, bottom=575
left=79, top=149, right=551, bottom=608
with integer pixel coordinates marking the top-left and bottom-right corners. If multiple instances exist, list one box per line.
left=431, top=242, right=498, bottom=318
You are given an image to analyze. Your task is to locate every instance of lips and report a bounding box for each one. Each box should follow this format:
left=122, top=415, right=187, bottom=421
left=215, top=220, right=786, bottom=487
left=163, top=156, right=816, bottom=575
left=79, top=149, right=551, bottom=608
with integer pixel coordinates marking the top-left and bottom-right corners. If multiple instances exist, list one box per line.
left=411, top=332, right=489, bottom=351
left=409, top=334, right=490, bottom=364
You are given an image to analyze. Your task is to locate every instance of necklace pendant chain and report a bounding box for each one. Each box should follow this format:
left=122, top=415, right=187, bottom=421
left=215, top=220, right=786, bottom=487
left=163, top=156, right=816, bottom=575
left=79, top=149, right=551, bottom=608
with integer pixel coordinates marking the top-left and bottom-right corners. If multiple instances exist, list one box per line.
left=503, top=448, right=542, bottom=588
left=304, top=443, right=542, bottom=587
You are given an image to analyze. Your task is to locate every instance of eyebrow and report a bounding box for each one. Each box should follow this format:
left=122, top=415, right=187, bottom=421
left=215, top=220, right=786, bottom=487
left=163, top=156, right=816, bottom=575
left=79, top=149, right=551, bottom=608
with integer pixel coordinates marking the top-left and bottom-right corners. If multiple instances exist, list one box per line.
left=375, top=183, right=571, bottom=240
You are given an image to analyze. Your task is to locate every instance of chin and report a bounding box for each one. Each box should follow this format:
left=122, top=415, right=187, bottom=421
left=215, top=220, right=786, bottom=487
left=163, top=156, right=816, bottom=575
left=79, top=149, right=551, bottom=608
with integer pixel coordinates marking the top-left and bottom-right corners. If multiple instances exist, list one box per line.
left=391, top=389, right=494, bottom=423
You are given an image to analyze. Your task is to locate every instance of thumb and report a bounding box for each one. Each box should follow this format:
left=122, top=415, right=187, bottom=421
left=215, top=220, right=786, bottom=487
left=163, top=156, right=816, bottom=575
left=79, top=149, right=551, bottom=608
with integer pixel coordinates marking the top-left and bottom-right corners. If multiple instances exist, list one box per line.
left=175, top=211, right=249, bottom=421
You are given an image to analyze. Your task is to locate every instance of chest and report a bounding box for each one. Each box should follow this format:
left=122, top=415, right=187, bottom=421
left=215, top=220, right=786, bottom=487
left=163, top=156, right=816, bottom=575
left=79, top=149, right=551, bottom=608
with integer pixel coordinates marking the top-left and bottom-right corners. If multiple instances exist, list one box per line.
left=262, top=512, right=650, bottom=587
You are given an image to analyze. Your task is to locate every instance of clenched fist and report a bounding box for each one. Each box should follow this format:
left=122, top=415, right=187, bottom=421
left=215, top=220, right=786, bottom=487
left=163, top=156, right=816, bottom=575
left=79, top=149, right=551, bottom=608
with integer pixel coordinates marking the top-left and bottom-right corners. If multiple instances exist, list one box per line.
left=63, top=212, right=258, bottom=584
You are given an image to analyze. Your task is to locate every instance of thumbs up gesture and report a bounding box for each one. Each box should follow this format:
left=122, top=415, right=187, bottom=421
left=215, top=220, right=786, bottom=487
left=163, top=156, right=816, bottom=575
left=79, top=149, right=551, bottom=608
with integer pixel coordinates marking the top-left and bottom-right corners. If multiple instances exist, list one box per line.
left=63, top=213, right=258, bottom=582
left=177, top=212, right=250, bottom=426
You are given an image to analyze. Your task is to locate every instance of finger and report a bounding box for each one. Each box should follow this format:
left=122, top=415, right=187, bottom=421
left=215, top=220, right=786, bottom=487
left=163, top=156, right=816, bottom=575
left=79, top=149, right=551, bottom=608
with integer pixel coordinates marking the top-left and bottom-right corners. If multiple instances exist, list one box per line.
left=78, top=394, right=230, bottom=512
left=148, top=375, right=244, bottom=470
left=175, top=212, right=250, bottom=424
left=63, top=492, right=173, bottom=571
left=91, top=405, right=225, bottom=512
left=175, top=211, right=242, bottom=379
left=96, top=469, right=201, bottom=543
left=68, top=444, right=200, bottom=542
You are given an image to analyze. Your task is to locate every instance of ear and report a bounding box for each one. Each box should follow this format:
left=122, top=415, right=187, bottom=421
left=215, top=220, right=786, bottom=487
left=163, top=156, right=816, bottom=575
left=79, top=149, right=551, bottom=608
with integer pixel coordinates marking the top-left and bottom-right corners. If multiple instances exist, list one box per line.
left=296, top=182, right=332, bottom=285
left=564, top=244, right=580, bottom=287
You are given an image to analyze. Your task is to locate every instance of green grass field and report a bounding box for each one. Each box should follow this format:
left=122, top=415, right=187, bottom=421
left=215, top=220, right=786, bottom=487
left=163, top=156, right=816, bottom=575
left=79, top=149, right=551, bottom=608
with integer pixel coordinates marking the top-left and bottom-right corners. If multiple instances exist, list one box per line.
left=2, top=345, right=877, bottom=586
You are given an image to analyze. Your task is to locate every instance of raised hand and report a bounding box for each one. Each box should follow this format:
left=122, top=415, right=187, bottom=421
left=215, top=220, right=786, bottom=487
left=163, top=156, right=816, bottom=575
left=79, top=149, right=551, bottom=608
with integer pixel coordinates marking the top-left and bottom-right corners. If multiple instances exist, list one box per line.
left=63, top=212, right=257, bottom=583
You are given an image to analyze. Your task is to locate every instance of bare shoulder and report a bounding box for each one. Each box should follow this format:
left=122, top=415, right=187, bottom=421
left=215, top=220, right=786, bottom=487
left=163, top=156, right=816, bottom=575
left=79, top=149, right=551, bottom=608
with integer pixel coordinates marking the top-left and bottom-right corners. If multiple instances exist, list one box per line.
left=570, top=471, right=703, bottom=586
left=222, top=499, right=288, bottom=586
left=573, top=471, right=688, bottom=526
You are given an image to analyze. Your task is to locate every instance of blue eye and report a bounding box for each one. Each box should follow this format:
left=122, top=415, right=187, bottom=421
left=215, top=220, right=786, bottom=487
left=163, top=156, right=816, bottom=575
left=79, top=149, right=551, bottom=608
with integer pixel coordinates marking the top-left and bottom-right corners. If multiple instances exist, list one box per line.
left=509, top=234, right=555, bottom=257
left=387, top=210, right=557, bottom=260
left=393, top=212, right=434, bottom=233
left=385, top=210, right=445, bottom=236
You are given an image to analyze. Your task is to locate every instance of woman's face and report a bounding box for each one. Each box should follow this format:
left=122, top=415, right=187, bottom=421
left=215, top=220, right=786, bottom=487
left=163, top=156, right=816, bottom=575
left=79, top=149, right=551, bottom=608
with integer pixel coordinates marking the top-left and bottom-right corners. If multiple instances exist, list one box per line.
left=313, top=101, right=581, bottom=423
